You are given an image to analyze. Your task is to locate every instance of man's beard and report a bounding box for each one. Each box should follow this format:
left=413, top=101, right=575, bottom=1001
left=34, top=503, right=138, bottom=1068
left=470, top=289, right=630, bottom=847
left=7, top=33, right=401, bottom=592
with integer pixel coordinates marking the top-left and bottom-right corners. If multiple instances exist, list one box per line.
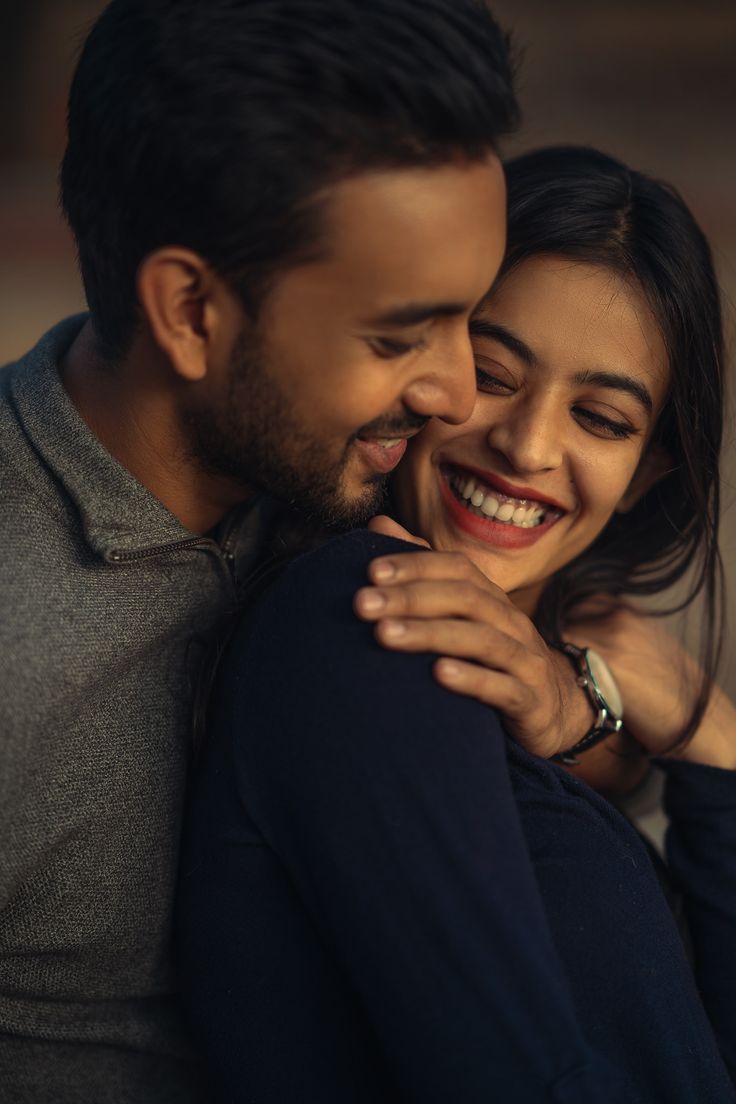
left=181, top=330, right=392, bottom=530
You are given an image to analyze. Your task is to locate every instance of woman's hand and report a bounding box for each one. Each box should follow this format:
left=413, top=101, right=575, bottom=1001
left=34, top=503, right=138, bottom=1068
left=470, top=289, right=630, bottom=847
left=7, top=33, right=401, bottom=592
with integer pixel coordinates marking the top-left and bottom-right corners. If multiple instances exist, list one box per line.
left=566, top=603, right=736, bottom=770
left=356, top=517, right=594, bottom=761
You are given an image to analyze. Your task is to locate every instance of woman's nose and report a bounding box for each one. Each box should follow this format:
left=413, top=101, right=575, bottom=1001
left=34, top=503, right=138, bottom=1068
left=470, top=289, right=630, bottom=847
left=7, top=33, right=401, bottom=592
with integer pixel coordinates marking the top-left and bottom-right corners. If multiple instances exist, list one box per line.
left=485, top=398, right=564, bottom=475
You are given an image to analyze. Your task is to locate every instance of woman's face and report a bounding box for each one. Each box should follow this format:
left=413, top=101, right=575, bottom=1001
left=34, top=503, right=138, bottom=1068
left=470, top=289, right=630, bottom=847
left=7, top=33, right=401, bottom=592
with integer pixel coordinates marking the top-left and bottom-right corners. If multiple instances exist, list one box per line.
left=392, top=255, right=670, bottom=614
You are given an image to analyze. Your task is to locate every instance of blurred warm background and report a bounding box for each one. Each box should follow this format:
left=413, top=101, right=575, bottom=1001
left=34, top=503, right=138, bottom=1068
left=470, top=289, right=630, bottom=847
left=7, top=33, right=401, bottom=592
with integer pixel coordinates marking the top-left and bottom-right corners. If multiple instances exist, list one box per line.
left=1, top=0, right=735, bottom=697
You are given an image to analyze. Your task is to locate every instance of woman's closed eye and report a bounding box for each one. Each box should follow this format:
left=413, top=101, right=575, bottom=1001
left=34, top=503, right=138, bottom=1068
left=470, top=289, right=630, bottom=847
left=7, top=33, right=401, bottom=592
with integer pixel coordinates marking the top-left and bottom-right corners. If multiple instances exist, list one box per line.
left=475, top=363, right=516, bottom=394
left=573, top=405, right=639, bottom=440
left=475, top=360, right=640, bottom=441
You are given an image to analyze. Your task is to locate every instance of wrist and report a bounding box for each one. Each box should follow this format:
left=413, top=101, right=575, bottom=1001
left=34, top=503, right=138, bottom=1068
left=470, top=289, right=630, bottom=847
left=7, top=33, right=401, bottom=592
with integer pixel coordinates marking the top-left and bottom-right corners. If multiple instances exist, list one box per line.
left=567, top=728, right=649, bottom=796
left=549, top=643, right=623, bottom=764
left=666, top=687, right=736, bottom=771
left=550, top=648, right=597, bottom=753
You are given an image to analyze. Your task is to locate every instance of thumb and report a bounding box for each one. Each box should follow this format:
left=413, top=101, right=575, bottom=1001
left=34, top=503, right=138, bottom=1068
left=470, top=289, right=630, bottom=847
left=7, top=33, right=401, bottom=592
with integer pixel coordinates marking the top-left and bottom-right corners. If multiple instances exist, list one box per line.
left=367, top=514, right=431, bottom=548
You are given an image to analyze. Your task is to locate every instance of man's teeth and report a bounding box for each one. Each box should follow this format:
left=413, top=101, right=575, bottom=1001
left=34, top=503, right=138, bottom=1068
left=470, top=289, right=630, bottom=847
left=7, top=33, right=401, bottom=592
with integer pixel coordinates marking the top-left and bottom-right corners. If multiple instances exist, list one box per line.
left=375, top=438, right=402, bottom=448
left=451, top=473, right=549, bottom=528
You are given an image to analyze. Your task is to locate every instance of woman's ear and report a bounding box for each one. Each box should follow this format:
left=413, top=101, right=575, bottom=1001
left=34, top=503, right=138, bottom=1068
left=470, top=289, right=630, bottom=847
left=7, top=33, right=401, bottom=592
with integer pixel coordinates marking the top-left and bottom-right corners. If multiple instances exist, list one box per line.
left=615, top=444, right=672, bottom=513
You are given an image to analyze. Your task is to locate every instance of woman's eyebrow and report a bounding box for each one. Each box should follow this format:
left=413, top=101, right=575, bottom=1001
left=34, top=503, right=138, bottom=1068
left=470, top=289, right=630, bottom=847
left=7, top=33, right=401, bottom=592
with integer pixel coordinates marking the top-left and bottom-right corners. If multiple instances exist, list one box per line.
left=572, top=369, right=653, bottom=415
left=469, top=319, right=539, bottom=367
left=470, top=318, right=654, bottom=415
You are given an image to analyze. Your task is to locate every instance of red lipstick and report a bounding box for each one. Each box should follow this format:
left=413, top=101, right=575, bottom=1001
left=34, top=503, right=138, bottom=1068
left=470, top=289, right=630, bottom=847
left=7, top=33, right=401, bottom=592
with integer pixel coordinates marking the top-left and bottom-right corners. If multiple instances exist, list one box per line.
left=439, top=469, right=565, bottom=550
left=446, top=462, right=570, bottom=512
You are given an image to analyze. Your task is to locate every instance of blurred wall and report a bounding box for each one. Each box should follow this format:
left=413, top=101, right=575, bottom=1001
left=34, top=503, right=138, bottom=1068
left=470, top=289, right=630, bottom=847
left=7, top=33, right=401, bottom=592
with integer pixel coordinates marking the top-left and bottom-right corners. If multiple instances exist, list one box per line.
left=1, top=0, right=735, bottom=692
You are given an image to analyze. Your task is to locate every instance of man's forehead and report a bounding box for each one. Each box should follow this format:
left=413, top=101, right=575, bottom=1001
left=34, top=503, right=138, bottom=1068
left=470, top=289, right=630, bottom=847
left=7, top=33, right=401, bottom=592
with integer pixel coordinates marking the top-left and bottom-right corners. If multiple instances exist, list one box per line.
left=307, top=158, right=505, bottom=298
left=258, top=156, right=506, bottom=325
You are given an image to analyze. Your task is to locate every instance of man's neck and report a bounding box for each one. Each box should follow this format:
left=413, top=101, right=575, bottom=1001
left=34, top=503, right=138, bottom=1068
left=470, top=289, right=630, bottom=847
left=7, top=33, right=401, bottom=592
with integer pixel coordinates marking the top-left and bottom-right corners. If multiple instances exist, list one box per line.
left=58, top=319, right=252, bottom=534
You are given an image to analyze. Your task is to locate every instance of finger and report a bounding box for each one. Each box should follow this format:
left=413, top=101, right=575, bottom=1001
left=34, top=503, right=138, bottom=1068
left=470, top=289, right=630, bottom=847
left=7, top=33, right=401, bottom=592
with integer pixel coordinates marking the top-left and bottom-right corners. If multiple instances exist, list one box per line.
left=354, top=577, right=507, bottom=625
left=367, top=514, right=431, bottom=548
left=374, top=616, right=528, bottom=673
left=369, top=549, right=502, bottom=593
left=432, top=657, right=531, bottom=715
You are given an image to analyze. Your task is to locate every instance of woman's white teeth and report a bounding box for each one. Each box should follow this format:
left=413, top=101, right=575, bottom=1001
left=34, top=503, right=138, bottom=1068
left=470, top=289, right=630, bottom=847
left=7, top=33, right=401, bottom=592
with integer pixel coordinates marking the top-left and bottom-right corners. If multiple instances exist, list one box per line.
left=454, top=474, right=547, bottom=528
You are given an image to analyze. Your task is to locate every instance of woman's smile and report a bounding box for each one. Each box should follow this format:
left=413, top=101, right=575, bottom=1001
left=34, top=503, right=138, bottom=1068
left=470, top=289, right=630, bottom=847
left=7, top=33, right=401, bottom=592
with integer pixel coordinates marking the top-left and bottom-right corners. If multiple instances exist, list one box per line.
left=439, top=463, right=566, bottom=548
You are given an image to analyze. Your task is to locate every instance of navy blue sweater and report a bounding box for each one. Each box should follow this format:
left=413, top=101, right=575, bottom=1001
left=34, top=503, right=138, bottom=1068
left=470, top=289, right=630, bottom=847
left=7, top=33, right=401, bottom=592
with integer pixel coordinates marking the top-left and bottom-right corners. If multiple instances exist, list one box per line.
left=177, top=532, right=736, bottom=1102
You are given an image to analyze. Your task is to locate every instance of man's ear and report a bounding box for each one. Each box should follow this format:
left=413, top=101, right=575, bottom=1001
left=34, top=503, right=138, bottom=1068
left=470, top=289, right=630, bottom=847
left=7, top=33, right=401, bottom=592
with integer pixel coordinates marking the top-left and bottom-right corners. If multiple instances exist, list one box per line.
left=136, top=247, right=220, bottom=382
left=615, top=443, right=672, bottom=513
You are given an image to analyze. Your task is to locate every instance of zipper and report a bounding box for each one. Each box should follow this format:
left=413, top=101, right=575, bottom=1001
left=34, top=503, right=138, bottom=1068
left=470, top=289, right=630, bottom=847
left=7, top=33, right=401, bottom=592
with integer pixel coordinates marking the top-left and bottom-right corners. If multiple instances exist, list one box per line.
left=218, top=515, right=239, bottom=564
left=106, top=537, right=212, bottom=563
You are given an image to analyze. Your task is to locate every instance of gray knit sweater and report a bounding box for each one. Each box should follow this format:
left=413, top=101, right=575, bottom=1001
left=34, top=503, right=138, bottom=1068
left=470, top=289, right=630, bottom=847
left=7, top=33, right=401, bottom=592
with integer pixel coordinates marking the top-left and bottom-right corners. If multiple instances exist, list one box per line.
left=0, top=318, right=268, bottom=1102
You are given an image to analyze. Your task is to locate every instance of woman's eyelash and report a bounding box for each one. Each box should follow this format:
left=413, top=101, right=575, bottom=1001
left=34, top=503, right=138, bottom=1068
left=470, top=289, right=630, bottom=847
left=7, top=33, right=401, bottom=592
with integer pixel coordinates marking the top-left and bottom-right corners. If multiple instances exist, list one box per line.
left=575, top=408, right=636, bottom=440
left=475, top=366, right=637, bottom=440
left=475, top=365, right=514, bottom=392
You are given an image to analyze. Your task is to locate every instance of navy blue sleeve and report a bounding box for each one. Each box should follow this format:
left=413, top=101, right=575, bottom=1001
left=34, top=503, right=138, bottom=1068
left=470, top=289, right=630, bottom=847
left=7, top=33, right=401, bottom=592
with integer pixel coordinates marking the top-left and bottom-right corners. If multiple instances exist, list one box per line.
left=178, top=531, right=627, bottom=1103
left=659, top=757, right=736, bottom=1081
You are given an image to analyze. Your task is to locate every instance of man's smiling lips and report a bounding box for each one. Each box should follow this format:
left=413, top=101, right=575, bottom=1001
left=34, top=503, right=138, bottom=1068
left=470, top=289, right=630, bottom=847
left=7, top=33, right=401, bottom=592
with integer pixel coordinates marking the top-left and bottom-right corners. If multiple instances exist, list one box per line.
left=354, top=426, right=424, bottom=475
left=439, top=462, right=569, bottom=549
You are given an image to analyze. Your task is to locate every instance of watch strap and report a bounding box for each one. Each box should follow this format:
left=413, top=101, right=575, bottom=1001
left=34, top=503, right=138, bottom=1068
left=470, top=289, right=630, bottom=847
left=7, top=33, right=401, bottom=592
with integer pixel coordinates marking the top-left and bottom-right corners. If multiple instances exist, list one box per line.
left=549, top=641, right=623, bottom=765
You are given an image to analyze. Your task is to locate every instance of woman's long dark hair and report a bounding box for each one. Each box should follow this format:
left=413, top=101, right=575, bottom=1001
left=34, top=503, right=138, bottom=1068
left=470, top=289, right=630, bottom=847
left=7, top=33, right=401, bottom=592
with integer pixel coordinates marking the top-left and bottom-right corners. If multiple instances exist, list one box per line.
left=505, top=147, right=726, bottom=746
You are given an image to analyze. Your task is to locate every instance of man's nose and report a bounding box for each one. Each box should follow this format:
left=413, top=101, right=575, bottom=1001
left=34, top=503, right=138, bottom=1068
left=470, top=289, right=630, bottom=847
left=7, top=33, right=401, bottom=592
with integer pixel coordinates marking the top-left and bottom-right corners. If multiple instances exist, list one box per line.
left=401, top=331, right=477, bottom=426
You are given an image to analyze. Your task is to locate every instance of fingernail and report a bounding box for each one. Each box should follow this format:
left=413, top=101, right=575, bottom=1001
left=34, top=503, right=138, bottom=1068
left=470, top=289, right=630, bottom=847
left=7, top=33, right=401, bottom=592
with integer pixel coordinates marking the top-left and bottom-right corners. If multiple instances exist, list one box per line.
left=358, top=589, right=386, bottom=612
left=371, top=559, right=396, bottom=582
left=437, top=660, right=460, bottom=678
left=381, top=619, right=406, bottom=638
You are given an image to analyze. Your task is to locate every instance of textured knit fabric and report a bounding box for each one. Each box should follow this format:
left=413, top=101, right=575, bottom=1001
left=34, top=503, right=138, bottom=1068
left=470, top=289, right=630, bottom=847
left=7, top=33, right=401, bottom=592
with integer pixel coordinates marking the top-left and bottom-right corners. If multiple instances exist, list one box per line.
left=0, top=317, right=269, bottom=1103
left=177, top=530, right=736, bottom=1103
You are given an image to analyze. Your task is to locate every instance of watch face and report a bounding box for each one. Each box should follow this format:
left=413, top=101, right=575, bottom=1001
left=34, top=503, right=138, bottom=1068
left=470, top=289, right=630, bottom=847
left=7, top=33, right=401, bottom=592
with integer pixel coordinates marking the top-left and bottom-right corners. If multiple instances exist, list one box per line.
left=586, top=648, right=624, bottom=719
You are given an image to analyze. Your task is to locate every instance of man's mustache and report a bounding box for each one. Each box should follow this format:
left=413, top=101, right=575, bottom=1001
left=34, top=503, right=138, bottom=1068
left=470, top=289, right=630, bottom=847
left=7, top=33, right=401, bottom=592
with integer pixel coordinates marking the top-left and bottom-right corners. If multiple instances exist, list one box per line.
left=353, top=411, right=429, bottom=440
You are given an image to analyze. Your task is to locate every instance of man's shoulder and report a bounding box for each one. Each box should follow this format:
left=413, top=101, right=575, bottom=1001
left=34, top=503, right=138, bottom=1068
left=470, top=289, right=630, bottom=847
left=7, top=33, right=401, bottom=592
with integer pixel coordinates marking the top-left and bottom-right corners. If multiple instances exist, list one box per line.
left=0, top=318, right=96, bottom=541
left=281, top=529, right=415, bottom=596
left=0, top=412, right=76, bottom=568
left=0, top=357, right=35, bottom=484
left=0, top=489, right=76, bottom=568
left=0, top=324, right=81, bottom=518
left=222, top=529, right=437, bottom=710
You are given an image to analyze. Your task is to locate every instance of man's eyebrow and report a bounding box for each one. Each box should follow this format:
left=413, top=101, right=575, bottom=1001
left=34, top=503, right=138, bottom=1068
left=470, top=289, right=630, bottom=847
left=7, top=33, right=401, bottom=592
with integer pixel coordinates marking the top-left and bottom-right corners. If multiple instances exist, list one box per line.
left=362, top=302, right=468, bottom=327
left=471, top=318, right=654, bottom=414
left=572, top=369, right=653, bottom=415
left=469, top=319, right=539, bottom=368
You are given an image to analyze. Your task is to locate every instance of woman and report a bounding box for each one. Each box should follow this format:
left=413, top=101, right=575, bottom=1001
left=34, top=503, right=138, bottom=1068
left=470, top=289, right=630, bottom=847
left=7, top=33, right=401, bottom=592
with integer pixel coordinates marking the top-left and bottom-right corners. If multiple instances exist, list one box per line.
left=176, top=148, right=736, bottom=1102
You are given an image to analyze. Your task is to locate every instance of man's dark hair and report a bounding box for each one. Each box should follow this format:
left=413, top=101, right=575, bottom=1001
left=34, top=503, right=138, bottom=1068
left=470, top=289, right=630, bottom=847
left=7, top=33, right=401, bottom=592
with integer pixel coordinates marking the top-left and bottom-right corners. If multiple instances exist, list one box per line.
left=60, top=0, right=517, bottom=360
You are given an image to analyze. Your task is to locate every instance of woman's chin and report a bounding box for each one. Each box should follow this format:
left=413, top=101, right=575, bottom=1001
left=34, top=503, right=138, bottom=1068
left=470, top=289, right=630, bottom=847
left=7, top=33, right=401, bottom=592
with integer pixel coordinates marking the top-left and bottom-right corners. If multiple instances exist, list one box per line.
left=424, top=531, right=544, bottom=613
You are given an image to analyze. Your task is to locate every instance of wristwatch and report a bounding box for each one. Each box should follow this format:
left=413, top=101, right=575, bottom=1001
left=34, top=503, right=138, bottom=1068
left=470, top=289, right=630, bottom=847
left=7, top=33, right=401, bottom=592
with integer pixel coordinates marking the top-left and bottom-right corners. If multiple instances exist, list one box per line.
left=550, top=642, right=624, bottom=765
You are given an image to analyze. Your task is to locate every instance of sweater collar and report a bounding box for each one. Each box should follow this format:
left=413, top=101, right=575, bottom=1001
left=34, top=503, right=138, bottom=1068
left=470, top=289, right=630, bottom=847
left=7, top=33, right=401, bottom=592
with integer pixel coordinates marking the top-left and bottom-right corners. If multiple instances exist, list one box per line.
left=10, top=315, right=258, bottom=562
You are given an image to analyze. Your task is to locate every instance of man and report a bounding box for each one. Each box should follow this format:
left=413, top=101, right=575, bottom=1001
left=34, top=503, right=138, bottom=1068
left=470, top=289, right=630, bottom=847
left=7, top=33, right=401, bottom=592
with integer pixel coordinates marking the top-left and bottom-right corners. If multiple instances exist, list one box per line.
left=0, top=1, right=518, bottom=1099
